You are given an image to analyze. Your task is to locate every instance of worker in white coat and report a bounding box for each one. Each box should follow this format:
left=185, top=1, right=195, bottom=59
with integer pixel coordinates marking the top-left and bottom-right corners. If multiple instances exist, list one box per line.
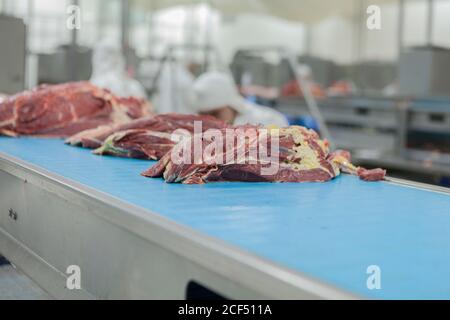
left=190, top=72, right=288, bottom=127
left=155, top=62, right=195, bottom=114
left=90, top=39, right=147, bottom=99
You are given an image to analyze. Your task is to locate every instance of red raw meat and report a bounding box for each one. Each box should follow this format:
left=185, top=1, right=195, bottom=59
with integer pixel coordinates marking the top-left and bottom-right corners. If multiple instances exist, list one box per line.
left=328, top=149, right=386, bottom=181
left=357, top=168, right=386, bottom=181
left=142, top=126, right=341, bottom=184
left=143, top=125, right=386, bottom=184
left=0, top=82, right=151, bottom=137
left=93, top=129, right=182, bottom=160
left=66, top=113, right=228, bottom=149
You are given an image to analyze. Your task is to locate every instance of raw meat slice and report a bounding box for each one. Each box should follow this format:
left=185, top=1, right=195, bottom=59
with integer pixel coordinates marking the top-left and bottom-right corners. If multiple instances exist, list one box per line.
left=66, top=113, right=228, bottom=149
left=357, top=168, right=387, bottom=181
left=93, top=129, right=183, bottom=160
left=143, top=125, right=385, bottom=184
left=328, top=150, right=386, bottom=181
left=0, top=82, right=151, bottom=137
left=142, top=126, right=342, bottom=184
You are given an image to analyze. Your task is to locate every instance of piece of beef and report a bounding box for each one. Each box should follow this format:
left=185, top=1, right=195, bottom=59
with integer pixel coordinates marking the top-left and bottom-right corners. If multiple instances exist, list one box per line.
left=66, top=113, right=228, bottom=149
left=93, top=129, right=183, bottom=160
left=143, top=125, right=386, bottom=184
left=142, top=126, right=342, bottom=184
left=0, top=82, right=151, bottom=137
left=328, top=149, right=386, bottom=181
left=357, top=168, right=386, bottom=181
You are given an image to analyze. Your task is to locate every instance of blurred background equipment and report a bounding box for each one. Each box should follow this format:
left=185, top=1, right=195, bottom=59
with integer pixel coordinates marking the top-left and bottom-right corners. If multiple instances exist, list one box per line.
left=37, top=44, right=92, bottom=84
left=0, top=14, right=26, bottom=94
left=398, top=46, right=450, bottom=97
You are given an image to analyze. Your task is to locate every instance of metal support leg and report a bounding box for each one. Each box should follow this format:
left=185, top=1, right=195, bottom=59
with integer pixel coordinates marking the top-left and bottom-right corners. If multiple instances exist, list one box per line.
left=396, top=99, right=410, bottom=158
left=397, top=0, right=405, bottom=56
left=286, top=53, right=334, bottom=148
left=426, top=0, right=434, bottom=46
left=121, top=0, right=130, bottom=63
left=68, top=0, right=79, bottom=81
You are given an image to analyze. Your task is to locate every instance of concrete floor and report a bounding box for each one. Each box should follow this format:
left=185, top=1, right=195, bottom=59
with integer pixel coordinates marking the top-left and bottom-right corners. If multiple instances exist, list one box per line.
left=0, top=255, right=51, bottom=300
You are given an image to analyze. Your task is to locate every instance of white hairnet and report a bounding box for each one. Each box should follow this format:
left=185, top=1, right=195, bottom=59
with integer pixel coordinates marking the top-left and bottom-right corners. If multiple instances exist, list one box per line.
left=190, top=72, right=246, bottom=114
left=190, top=71, right=289, bottom=127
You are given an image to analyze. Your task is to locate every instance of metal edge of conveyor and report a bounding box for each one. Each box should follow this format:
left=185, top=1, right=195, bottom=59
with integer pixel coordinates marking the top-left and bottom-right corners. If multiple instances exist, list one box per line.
left=384, top=176, right=450, bottom=196
left=0, top=151, right=357, bottom=300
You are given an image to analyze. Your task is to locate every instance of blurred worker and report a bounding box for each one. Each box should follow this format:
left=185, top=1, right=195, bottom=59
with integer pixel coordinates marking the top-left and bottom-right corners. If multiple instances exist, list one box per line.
left=90, top=39, right=147, bottom=99
left=190, top=72, right=288, bottom=127
left=139, top=59, right=196, bottom=114
left=156, top=62, right=196, bottom=114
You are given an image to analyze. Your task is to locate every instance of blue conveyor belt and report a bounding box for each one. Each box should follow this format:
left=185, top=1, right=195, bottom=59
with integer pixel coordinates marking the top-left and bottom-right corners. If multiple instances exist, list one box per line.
left=1, top=137, right=450, bottom=299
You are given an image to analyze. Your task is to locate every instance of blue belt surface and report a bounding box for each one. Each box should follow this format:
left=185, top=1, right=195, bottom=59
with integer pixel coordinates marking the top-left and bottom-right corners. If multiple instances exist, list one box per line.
left=1, top=137, right=450, bottom=299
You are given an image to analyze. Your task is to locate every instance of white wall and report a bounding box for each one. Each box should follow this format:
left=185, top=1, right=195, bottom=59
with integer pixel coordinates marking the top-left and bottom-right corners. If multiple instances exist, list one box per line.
left=216, top=13, right=306, bottom=63
left=309, top=15, right=356, bottom=64
left=216, top=1, right=450, bottom=65
left=361, top=3, right=398, bottom=62
left=7, top=0, right=450, bottom=66
left=432, top=1, right=450, bottom=47
left=359, top=0, right=450, bottom=62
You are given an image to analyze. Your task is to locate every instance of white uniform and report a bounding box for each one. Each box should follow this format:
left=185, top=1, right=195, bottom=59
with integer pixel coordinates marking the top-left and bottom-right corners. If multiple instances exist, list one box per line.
left=90, top=39, right=147, bottom=99
left=233, top=102, right=288, bottom=127
left=191, top=72, right=288, bottom=127
left=154, top=63, right=195, bottom=114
